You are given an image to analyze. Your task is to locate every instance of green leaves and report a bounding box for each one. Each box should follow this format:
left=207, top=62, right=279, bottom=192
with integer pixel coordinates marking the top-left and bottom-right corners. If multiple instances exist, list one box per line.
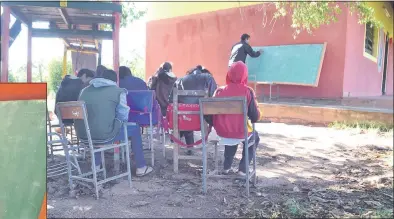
left=271, top=2, right=382, bottom=38
left=120, top=2, right=146, bottom=28
left=48, top=59, right=72, bottom=94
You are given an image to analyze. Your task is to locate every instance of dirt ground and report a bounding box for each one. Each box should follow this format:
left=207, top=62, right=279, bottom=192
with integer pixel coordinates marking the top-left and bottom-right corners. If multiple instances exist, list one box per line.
left=47, top=123, right=393, bottom=218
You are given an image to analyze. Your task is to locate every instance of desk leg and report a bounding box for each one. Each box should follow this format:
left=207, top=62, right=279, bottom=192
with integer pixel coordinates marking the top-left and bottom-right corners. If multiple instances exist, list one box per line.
left=173, top=142, right=179, bottom=173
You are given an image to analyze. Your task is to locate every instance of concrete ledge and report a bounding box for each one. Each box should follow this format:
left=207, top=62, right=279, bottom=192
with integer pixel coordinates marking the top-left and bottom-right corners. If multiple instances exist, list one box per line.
left=259, top=103, right=393, bottom=126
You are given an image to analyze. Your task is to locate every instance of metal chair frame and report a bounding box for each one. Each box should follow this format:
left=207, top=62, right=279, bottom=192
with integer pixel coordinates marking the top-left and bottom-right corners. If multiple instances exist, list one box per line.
left=56, top=101, right=132, bottom=199
left=199, top=97, right=257, bottom=196
left=125, top=90, right=164, bottom=167
left=171, top=87, right=208, bottom=173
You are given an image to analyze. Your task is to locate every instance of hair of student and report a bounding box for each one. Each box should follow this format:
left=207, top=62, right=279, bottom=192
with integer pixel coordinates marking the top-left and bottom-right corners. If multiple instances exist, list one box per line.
left=157, top=62, right=172, bottom=75
left=96, top=65, right=107, bottom=77
left=187, top=65, right=211, bottom=75
left=77, top=69, right=95, bottom=78
left=241, top=33, right=250, bottom=41
left=119, top=66, right=132, bottom=79
left=101, top=69, right=118, bottom=83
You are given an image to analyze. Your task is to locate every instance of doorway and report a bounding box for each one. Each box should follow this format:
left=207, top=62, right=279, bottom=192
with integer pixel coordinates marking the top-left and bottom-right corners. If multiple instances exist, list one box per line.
left=381, top=32, right=389, bottom=95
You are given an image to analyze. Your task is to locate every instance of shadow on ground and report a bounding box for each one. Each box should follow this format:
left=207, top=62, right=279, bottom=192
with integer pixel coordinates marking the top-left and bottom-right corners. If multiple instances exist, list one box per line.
left=47, top=123, right=393, bottom=218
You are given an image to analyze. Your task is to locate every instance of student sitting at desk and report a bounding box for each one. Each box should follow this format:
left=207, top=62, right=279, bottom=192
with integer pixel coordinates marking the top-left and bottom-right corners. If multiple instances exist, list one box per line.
left=212, top=61, right=261, bottom=176
left=75, top=69, right=153, bottom=177
left=169, top=65, right=217, bottom=155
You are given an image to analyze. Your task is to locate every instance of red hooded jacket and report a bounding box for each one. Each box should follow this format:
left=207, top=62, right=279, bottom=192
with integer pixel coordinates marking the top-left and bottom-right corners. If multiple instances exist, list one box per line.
left=213, top=61, right=260, bottom=139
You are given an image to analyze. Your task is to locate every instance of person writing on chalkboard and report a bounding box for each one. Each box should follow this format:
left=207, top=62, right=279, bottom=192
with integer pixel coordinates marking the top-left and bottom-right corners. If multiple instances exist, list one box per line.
left=228, top=33, right=262, bottom=67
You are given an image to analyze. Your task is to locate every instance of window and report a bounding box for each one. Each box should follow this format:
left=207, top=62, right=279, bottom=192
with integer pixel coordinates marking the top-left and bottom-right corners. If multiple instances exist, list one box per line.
left=364, top=22, right=375, bottom=55
left=364, top=22, right=379, bottom=58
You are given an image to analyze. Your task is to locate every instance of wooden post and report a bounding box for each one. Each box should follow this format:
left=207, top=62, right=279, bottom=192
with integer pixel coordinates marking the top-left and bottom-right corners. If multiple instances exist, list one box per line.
left=1, top=7, right=11, bottom=82
left=62, top=46, right=68, bottom=77
left=173, top=87, right=179, bottom=173
left=98, top=42, right=102, bottom=66
left=113, top=2, right=120, bottom=85
left=27, top=25, right=33, bottom=82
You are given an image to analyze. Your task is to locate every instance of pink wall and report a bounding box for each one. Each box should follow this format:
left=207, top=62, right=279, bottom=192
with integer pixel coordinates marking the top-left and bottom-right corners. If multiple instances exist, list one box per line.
left=343, top=11, right=394, bottom=97
left=146, top=4, right=349, bottom=98
left=385, top=43, right=393, bottom=95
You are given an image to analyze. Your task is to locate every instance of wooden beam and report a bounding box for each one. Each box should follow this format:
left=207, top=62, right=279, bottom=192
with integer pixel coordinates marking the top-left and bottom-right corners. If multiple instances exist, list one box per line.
left=1, top=7, right=11, bottom=82
left=31, top=28, right=113, bottom=40
left=67, top=47, right=99, bottom=54
left=9, top=7, right=30, bottom=25
left=27, top=25, right=33, bottom=82
left=58, top=8, right=71, bottom=26
left=113, top=2, right=121, bottom=84
left=2, top=2, right=122, bottom=13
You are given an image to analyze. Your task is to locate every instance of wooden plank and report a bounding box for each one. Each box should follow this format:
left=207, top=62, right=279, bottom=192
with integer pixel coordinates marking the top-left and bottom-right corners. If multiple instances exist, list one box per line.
left=314, top=42, right=327, bottom=86
left=31, top=28, right=113, bottom=40
left=9, top=7, right=31, bottom=25
left=201, top=100, right=244, bottom=115
left=3, top=2, right=122, bottom=13
left=58, top=8, right=71, bottom=26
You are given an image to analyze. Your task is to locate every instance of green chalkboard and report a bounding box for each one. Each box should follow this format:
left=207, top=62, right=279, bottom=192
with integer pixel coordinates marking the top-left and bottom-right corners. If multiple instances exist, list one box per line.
left=0, top=100, right=46, bottom=219
left=246, top=43, right=326, bottom=86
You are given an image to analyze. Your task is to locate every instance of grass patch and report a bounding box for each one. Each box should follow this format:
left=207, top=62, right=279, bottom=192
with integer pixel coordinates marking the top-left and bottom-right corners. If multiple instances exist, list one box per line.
left=329, top=121, right=393, bottom=133
left=372, top=208, right=394, bottom=218
left=284, top=199, right=305, bottom=218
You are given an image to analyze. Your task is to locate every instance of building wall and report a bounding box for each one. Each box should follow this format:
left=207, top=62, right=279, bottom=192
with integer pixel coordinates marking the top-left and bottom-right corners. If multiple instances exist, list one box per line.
left=342, top=2, right=394, bottom=97
left=145, top=3, right=349, bottom=98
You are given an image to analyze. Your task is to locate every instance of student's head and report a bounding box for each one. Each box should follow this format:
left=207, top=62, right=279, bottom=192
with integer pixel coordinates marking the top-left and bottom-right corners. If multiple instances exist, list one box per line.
left=160, top=62, right=172, bottom=73
left=187, top=65, right=211, bottom=75
left=77, top=69, right=95, bottom=84
left=119, top=66, right=132, bottom=80
left=226, top=61, right=248, bottom=85
left=96, top=65, right=107, bottom=77
left=101, top=69, right=118, bottom=83
left=241, top=33, right=251, bottom=44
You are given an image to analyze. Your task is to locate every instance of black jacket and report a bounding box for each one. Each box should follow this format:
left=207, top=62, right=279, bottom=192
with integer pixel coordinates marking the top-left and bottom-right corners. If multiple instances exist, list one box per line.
left=148, top=71, right=177, bottom=116
left=169, top=69, right=217, bottom=104
left=228, top=40, right=261, bottom=67
left=55, top=75, right=84, bottom=124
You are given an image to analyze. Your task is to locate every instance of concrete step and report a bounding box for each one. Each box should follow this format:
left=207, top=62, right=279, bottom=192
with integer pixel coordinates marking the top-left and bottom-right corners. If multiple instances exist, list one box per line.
left=341, top=97, right=393, bottom=110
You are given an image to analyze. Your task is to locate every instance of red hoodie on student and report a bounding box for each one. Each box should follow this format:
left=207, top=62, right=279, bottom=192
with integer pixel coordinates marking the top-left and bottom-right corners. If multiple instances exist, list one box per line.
left=213, top=61, right=261, bottom=139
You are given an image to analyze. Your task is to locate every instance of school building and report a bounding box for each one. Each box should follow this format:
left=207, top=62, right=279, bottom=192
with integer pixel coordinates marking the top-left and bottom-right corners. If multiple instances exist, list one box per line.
left=145, top=2, right=393, bottom=100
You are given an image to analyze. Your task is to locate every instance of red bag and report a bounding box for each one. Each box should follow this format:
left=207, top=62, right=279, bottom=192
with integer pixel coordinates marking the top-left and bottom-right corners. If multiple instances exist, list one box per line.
left=167, top=103, right=201, bottom=131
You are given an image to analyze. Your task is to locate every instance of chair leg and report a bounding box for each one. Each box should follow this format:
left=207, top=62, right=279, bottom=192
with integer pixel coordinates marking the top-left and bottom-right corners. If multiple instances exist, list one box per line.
left=163, top=129, right=166, bottom=158
left=71, top=151, right=82, bottom=175
left=114, top=146, right=120, bottom=176
left=121, top=146, right=125, bottom=164
left=50, top=144, right=54, bottom=161
left=101, top=151, right=107, bottom=179
left=91, top=151, right=99, bottom=199
left=253, top=145, right=257, bottom=185
left=214, top=143, right=219, bottom=174
left=63, top=143, right=74, bottom=191
left=245, top=145, right=250, bottom=197
left=125, top=144, right=132, bottom=188
left=150, top=125, right=154, bottom=167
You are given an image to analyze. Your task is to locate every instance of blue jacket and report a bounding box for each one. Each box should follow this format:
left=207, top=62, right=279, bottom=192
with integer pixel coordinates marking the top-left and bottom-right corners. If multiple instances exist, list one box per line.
left=120, top=75, right=148, bottom=91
